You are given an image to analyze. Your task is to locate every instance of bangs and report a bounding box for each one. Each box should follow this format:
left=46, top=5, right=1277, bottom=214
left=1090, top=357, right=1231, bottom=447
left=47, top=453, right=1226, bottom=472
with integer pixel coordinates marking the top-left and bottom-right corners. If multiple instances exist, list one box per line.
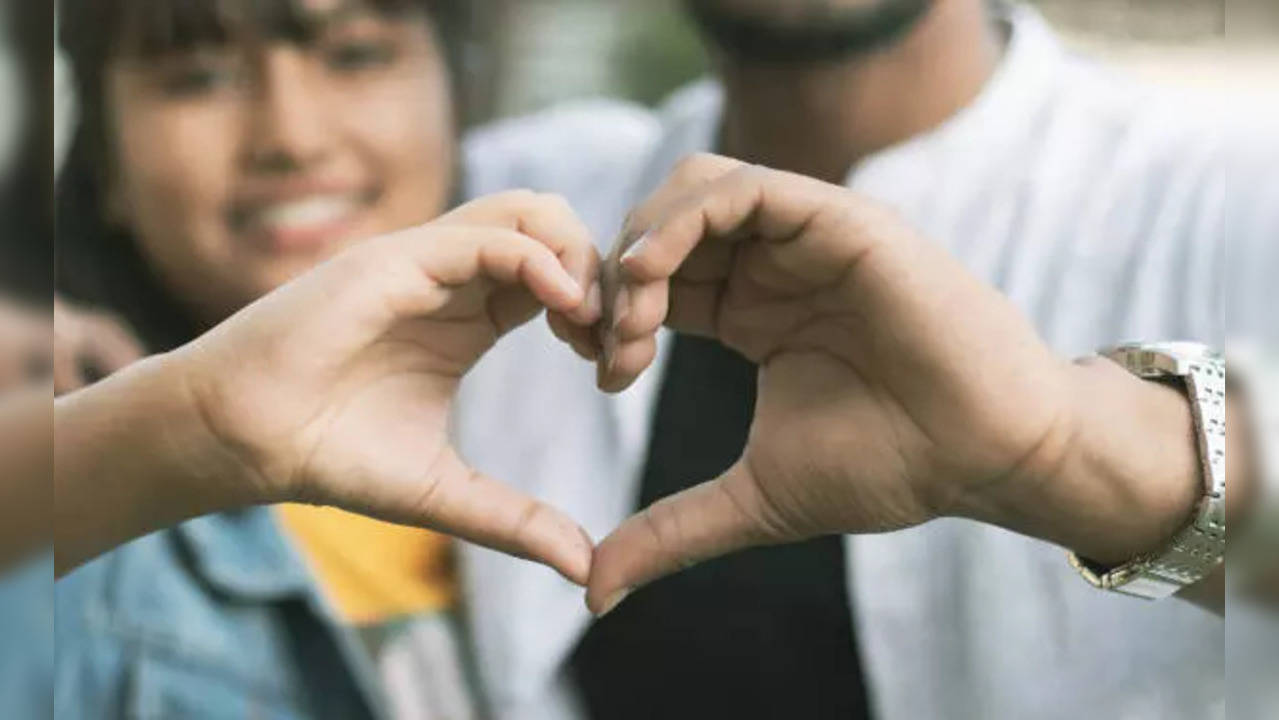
left=67, top=0, right=431, bottom=59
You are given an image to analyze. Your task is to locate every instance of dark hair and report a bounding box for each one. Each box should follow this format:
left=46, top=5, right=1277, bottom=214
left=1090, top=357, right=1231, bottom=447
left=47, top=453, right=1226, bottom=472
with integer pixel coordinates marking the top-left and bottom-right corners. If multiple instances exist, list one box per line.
left=55, top=0, right=471, bottom=351
left=0, top=0, right=54, bottom=306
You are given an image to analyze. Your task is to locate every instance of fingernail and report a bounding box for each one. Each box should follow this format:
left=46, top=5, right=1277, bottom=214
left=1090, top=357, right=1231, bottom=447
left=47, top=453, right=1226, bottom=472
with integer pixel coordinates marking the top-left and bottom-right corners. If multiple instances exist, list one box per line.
left=563, top=273, right=585, bottom=300
left=612, top=286, right=630, bottom=330
left=596, top=587, right=632, bottom=617
left=585, top=282, right=602, bottom=321
left=620, top=233, right=650, bottom=265
left=601, top=331, right=618, bottom=375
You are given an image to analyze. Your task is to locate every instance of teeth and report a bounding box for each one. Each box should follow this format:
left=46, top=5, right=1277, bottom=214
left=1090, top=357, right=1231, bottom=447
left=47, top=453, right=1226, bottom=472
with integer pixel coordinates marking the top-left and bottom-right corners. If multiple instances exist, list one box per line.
left=250, top=195, right=358, bottom=231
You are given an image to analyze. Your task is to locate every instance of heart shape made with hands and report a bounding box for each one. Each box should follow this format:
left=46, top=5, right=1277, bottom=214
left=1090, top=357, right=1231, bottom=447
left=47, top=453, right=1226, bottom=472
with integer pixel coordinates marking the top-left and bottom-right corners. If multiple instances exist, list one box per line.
left=545, top=153, right=1074, bottom=616
left=195, top=154, right=1075, bottom=621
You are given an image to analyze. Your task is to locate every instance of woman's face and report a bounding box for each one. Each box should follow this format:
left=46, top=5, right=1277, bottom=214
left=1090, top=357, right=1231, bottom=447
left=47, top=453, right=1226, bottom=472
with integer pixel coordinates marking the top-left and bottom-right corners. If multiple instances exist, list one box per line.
left=105, top=0, right=454, bottom=323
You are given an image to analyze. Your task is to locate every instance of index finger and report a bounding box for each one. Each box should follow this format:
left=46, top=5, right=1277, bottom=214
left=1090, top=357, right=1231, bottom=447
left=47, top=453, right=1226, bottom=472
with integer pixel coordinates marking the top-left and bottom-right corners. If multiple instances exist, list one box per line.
left=440, top=191, right=601, bottom=324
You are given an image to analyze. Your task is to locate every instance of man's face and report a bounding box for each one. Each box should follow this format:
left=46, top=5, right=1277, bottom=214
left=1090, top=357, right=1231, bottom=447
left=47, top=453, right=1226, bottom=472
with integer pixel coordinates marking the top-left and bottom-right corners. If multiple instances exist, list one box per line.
left=686, top=0, right=935, bottom=62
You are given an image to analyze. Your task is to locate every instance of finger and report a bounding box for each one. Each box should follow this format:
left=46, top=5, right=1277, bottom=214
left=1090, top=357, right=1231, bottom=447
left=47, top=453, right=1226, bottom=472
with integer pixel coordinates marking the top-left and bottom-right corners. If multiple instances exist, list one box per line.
left=597, top=333, right=657, bottom=393
left=547, top=310, right=599, bottom=361
left=611, top=279, right=670, bottom=342
left=425, top=447, right=594, bottom=585
left=618, top=164, right=845, bottom=285
left=612, top=153, right=749, bottom=258
left=486, top=286, right=543, bottom=337
left=586, top=462, right=778, bottom=615
left=52, top=343, right=85, bottom=395
left=663, top=278, right=722, bottom=338
left=475, top=233, right=585, bottom=314
left=399, top=227, right=585, bottom=317
left=82, top=315, right=145, bottom=377
left=440, top=191, right=600, bottom=324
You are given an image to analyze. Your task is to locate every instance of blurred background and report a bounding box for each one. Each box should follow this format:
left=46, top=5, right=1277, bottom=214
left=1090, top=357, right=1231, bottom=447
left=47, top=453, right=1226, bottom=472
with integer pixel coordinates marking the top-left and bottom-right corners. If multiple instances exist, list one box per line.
left=47, top=0, right=1279, bottom=148
left=10, top=1, right=1279, bottom=717
left=452, top=0, right=1279, bottom=126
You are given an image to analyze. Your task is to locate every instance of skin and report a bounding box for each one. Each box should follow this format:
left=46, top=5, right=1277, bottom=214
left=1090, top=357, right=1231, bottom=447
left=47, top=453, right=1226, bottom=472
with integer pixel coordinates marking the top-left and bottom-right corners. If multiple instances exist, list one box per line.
left=40, top=0, right=1259, bottom=625
left=0, top=299, right=51, bottom=391
left=52, top=299, right=144, bottom=394
left=104, top=0, right=454, bottom=328
left=54, top=191, right=603, bottom=580
left=702, top=0, right=1001, bottom=182
left=587, top=154, right=1249, bottom=616
left=36, top=159, right=1258, bottom=621
left=52, top=2, right=460, bottom=392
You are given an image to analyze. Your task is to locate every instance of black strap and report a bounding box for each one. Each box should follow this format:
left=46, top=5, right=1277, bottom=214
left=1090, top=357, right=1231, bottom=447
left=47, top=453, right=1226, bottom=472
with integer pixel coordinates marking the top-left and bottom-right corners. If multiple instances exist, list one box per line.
left=570, top=334, right=872, bottom=720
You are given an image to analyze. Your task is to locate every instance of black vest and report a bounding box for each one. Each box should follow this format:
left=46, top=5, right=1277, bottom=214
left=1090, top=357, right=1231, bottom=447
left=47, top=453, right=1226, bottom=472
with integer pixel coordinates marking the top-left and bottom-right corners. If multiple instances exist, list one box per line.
left=570, top=334, right=872, bottom=720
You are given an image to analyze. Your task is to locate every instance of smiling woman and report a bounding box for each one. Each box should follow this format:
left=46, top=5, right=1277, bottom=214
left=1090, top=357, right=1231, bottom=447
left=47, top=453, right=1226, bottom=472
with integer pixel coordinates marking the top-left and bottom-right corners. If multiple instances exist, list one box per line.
left=51, top=1, right=502, bottom=718
left=56, top=0, right=469, bottom=350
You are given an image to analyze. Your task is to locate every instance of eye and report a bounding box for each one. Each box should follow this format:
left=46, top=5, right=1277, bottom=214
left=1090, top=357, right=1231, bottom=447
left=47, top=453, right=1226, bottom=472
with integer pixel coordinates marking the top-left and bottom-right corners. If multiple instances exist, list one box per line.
left=158, top=57, right=239, bottom=97
left=324, top=39, right=398, bottom=73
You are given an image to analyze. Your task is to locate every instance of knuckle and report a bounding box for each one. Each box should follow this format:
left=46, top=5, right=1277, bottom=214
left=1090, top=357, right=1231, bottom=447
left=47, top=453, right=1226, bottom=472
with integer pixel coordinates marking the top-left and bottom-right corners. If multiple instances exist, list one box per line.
left=500, top=188, right=540, bottom=205
left=641, top=498, right=688, bottom=565
left=510, top=498, right=548, bottom=544
left=536, top=191, right=573, bottom=215
left=672, top=153, right=712, bottom=182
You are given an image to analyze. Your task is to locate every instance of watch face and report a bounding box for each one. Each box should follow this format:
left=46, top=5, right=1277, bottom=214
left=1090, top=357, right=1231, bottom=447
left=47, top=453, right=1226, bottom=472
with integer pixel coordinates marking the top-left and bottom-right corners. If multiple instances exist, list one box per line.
left=1104, top=342, right=1221, bottom=377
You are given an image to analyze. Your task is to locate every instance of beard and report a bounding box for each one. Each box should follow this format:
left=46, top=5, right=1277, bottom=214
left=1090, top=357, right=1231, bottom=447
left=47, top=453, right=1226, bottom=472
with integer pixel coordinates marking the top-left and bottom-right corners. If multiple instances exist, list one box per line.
left=685, top=0, right=936, bottom=63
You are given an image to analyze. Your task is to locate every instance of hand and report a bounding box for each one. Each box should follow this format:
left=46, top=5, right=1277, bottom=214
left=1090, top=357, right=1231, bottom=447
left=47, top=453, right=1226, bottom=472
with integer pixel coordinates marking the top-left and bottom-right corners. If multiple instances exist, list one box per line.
left=0, top=297, right=52, bottom=391
left=173, top=191, right=602, bottom=583
left=585, top=154, right=1200, bottom=613
left=52, top=297, right=145, bottom=394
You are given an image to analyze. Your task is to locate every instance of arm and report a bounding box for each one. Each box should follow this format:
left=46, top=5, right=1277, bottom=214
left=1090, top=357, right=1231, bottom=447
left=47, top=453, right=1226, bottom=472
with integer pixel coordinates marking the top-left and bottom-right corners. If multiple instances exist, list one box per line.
left=0, top=387, right=52, bottom=569
left=53, top=354, right=248, bottom=574
left=959, top=357, right=1250, bottom=614
left=52, top=192, right=602, bottom=580
left=584, top=153, right=1240, bottom=615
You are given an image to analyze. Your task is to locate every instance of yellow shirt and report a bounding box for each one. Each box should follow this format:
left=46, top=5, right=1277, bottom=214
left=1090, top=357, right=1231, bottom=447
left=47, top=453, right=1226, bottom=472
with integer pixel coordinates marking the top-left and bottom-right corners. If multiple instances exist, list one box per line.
left=275, top=504, right=457, bottom=625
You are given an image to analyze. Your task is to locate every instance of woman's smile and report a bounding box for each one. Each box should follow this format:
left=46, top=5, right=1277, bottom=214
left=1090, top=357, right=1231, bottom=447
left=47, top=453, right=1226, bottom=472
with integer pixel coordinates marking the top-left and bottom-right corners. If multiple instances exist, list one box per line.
left=230, top=182, right=382, bottom=252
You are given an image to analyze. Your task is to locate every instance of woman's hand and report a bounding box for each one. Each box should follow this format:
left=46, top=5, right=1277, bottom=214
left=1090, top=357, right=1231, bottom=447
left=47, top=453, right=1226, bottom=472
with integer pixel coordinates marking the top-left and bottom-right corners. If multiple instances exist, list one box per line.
left=584, top=154, right=1203, bottom=614
left=0, top=297, right=52, bottom=391
left=56, top=191, right=602, bottom=582
left=52, top=297, right=145, bottom=394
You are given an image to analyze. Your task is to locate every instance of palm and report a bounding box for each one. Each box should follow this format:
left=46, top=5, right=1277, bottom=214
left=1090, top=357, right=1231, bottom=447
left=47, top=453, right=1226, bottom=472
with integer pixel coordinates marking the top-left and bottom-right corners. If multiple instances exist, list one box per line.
left=185, top=192, right=602, bottom=584
left=587, top=156, right=1069, bottom=611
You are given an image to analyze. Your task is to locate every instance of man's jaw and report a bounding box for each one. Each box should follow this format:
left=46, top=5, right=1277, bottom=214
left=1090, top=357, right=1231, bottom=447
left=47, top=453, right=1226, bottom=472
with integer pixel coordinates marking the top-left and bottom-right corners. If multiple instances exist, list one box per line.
left=684, top=0, right=935, bottom=64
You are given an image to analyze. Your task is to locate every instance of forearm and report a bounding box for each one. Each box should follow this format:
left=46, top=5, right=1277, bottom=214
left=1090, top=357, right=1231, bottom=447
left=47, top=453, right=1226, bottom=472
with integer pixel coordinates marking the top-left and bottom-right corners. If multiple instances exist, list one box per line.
left=960, top=357, right=1243, bottom=613
left=0, top=386, right=52, bottom=569
left=54, top=353, right=253, bottom=576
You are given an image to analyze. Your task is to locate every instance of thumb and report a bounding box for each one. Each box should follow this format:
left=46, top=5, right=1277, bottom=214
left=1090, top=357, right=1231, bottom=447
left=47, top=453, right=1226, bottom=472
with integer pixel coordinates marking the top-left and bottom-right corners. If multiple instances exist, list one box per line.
left=413, top=446, right=595, bottom=586
left=585, top=461, right=779, bottom=615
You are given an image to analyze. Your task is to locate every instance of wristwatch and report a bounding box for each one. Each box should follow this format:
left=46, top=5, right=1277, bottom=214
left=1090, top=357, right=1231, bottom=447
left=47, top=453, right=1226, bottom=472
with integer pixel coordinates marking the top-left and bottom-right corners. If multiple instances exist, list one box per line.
left=1068, top=341, right=1227, bottom=600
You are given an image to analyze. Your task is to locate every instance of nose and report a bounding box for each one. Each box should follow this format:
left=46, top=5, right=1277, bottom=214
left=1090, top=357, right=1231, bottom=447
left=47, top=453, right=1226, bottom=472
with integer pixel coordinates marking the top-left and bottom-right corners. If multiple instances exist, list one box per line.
left=242, top=50, right=332, bottom=173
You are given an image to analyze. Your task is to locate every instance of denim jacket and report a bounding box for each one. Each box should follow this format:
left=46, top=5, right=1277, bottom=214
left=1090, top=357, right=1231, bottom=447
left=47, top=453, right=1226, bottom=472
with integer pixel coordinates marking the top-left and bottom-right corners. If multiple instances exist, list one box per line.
left=0, top=552, right=54, bottom=719
left=54, top=509, right=388, bottom=720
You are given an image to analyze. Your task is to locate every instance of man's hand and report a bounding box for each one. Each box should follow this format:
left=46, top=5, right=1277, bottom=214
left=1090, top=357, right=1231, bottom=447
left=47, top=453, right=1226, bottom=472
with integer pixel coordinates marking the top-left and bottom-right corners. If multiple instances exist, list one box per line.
left=584, top=154, right=1203, bottom=614
left=57, top=191, right=602, bottom=582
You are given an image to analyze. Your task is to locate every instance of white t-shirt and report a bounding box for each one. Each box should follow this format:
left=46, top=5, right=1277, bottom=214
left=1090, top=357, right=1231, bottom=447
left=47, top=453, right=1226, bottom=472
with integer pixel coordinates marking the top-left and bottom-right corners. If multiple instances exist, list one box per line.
left=455, top=6, right=1266, bottom=719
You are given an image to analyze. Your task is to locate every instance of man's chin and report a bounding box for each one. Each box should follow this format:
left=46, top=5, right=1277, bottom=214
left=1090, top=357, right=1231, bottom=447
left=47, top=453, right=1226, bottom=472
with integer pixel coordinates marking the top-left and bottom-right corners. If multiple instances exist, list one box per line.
left=685, top=0, right=935, bottom=63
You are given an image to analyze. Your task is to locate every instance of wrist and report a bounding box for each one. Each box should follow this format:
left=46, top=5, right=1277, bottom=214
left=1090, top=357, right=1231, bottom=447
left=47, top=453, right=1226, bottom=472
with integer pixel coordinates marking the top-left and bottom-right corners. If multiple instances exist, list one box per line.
left=54, top=352, right=261, bottom=574
left=959, top=357, right=1202, bottom=565
left=157, top=347, right=279, bottom=508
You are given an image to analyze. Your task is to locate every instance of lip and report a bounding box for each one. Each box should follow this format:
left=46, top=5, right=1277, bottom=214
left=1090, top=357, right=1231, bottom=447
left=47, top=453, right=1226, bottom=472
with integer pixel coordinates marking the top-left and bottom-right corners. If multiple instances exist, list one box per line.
left=229, top=181, right=379, bottom=253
